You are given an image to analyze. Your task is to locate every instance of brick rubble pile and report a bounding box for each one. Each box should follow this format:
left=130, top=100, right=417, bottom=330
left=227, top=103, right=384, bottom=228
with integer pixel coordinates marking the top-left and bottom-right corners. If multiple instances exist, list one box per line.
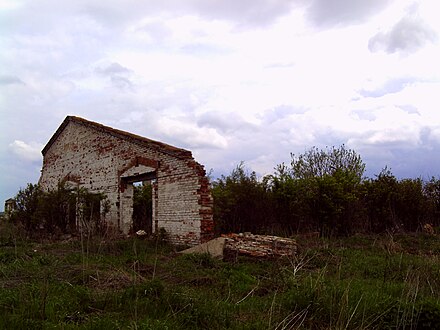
left=222, top=232, right=297, bottom=259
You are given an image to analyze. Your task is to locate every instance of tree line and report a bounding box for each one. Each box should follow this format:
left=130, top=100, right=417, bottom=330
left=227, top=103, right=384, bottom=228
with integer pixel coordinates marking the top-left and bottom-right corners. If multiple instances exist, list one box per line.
left=7, top=145, right=440, bottom=239
left=212, top=145, right=440, bottom=237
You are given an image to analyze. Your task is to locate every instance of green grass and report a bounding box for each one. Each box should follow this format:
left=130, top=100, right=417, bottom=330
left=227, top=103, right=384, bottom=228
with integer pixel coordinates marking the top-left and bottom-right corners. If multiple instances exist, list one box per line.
left=1, top=222, right=440, bottom=329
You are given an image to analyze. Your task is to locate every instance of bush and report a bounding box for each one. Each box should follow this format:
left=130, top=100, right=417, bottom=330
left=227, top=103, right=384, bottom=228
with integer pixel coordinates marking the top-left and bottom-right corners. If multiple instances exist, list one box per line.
left=9, top=183, right=109, bottom=237
left=212, top=146, right=440, bottom=237
left=212, top=163, right=274, bottom=234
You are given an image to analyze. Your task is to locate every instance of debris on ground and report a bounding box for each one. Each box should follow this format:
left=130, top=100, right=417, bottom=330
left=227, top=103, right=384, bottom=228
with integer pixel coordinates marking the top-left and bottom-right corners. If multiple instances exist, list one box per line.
left=180, top=232, right=297, bottom=260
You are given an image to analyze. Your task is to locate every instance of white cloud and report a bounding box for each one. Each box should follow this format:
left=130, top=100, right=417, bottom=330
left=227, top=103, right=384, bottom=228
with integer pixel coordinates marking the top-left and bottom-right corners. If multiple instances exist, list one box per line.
left=9, top=140, right=43, bottom=162
left=157, top=117, right=228, bottom=149
left=2, top=0, right=440, bottom=205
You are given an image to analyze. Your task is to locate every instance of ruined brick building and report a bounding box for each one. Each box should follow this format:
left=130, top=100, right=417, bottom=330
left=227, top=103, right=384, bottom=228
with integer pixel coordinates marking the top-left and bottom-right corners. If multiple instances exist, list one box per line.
left=39, top=116, right=214, bottom=245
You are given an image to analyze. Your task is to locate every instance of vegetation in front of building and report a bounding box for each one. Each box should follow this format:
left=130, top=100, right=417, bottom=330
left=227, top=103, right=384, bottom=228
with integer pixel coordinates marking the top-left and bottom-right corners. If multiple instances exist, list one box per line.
left=2, top=145, right=440, bottom=328
left=1, top=222, right=439, bottom=329
left=7, top=145, right=440, bottom=239
left=8, top=183, right=109, bottom=238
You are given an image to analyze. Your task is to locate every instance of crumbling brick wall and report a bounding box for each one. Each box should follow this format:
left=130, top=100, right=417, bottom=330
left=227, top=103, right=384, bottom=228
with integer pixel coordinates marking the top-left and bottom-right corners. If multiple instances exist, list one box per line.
left=39, top=116, right=214, bottom=245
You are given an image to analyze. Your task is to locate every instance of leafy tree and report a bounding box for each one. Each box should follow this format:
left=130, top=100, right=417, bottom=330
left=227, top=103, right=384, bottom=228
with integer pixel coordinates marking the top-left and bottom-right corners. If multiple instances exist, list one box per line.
left=289, top=145, right=365, bottom=237
left=424, top=177, right=440, bottom=228
left=35, top=183, right=77, bottom=233
left=10, top=183, right=42, bottom=231
left=362, top=167, right=399, bottom=233
left=212, top=163, right=273, bottom=234
left=395, top=178, right=427, bottom=232
left=290, top=145, right=365, bottom=182
left=265, top=163, right=314, bottom=234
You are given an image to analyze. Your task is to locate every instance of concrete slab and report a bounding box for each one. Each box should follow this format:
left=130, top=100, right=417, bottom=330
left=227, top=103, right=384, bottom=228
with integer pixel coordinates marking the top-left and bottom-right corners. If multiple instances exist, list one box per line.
left=179, top=237, right=226, bottom=258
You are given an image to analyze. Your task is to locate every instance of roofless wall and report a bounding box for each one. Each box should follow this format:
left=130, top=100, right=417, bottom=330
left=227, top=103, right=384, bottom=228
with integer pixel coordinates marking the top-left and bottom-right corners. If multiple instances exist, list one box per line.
left=39, top=116, right=214, bottom=245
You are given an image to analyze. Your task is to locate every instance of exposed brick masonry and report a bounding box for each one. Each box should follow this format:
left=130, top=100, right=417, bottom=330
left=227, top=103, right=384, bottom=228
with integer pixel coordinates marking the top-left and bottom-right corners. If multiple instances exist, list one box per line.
left=222, top=233, right=297, bottom=259
left=39, top=116, right=214, bottom=246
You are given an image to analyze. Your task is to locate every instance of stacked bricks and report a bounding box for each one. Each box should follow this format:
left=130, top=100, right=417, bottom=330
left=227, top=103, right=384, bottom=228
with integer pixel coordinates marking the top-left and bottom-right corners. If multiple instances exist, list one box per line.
left=222, top=233, right=297, bottom=259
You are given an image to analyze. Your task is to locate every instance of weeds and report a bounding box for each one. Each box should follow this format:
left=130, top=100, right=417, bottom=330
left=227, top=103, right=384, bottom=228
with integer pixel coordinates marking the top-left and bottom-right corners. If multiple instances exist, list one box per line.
left=1, top=222, right=439, bottom=329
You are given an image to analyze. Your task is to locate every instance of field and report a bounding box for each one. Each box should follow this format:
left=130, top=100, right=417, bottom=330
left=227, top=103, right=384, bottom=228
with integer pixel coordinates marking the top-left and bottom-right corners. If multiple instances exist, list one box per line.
left=1, top=223, right=440, bottom=329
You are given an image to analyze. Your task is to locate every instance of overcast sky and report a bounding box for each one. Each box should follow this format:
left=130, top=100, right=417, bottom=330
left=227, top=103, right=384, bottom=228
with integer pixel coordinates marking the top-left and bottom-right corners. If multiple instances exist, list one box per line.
left=1, top=0, right=440, bottom=209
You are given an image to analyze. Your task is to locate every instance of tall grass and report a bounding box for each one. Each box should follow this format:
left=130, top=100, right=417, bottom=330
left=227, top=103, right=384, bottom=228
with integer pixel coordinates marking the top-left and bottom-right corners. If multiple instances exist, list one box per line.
left=1, top=221, right=439, bottom=329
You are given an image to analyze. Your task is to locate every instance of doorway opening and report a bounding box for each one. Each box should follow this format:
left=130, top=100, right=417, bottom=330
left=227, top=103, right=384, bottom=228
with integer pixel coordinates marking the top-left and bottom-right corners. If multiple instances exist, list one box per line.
left=132, top=180, right=154, bottom=234
left=120, top=164, right=158, bottom=235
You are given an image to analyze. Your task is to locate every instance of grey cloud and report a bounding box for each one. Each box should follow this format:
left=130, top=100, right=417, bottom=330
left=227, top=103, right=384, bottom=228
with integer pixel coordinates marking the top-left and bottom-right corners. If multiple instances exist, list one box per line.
left=359, top=77, right=415, bottom=98
left=398, top=104, right=420, bottom=115
left=261, top=105, right=308, bottom=124
left=3, top=0, right=297, bottom=38
left=197, top=111, right=256, bottom=133
left=11, top=0, right=395, bottom=38
left=59, top=0, right=296, bottom=29
left=189, top=0, right=296, bottom=27
left=360, top=141, right=440, bottom=179
left=206, top=129, right=313, bottom=179
left=81, top=2, right=155, bottom=28
left=390, top=145, right=440, bottom=179
left=306, top=0, right=391, bottom=28
left=325, top=127, right=440, bottom=179
left=95, top=63, right=133, bottom=90
left=200, top=108, right=321, bottom=179
left=347, top=126, right=426, bottom=174
left=110, top=76, right=133, bottom=90
left=369, top=16, right=438, bottom=54
left=95, top=62, right=131, bottom=75
left=0, top=75, right=25, bottom=85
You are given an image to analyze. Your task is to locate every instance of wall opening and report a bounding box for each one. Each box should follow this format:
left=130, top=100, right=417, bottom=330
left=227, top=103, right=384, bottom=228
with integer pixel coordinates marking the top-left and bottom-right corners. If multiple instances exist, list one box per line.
left=120, top=169, right=157, bottom=235
left=75, top=190, right=106, bottom=234
left=132, top=180, right=154, bottom=234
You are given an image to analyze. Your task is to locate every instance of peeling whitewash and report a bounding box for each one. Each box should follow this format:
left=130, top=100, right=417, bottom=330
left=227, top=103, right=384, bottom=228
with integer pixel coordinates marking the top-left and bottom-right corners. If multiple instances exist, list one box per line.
left=39, top=116, right=214, bottom=245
